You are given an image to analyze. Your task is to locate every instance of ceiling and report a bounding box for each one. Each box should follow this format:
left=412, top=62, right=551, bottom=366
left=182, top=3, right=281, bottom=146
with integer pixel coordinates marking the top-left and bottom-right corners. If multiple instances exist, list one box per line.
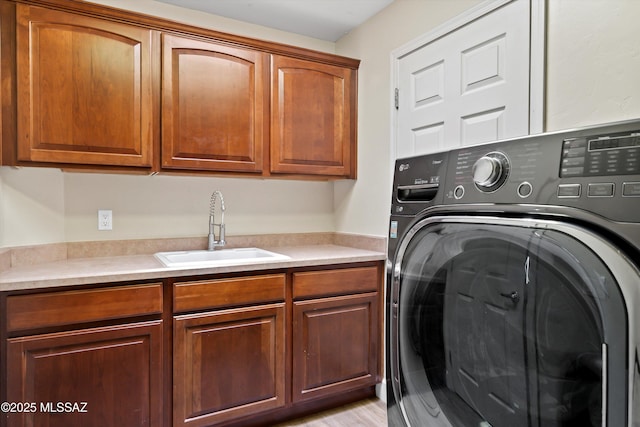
left=154, top=0, right=394, bottom=42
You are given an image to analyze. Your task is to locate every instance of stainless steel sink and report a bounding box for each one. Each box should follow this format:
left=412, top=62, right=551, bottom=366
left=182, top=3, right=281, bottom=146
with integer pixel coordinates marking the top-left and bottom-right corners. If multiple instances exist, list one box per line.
left=154, top=247, right=290, bottom=268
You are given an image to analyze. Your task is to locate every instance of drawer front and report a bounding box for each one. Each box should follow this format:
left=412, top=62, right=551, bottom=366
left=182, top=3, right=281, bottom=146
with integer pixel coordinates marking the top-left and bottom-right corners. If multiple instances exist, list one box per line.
left=7, top=283, right=163, bottom=332
left=293, top=266, right=379, bottom=299
left=173, top=274, right=286, bottom=313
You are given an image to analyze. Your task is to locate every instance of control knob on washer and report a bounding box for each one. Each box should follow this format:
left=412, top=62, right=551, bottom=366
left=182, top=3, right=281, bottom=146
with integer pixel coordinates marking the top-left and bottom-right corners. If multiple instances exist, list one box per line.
left=472, top=151, right=510, bottom=192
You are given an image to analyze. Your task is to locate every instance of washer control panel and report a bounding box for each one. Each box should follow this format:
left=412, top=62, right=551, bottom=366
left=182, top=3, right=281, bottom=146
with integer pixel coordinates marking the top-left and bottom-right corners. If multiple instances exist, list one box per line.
left=391, top=119, right=640, bottom=222
left=561, top=131, right=640, bottom=177
left=440, top=120, right=640, bottom=223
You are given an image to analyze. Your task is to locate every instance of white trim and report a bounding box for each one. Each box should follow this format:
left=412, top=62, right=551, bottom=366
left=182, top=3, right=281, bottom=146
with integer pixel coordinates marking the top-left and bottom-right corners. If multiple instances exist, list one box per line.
left=390, top=0, right=546, bottom=163
left=375, top=378, right=387, bottom=403
left=529, top=0, right=546, bottom=134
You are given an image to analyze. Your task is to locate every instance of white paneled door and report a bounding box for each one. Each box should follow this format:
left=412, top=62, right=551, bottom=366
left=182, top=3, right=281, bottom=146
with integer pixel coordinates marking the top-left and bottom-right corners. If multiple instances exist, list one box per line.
left=395, top=0, right=533, bottom=158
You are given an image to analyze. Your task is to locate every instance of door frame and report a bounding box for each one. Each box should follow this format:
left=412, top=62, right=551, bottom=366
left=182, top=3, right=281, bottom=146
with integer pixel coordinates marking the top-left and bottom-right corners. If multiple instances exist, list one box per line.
left=390, top=0, right=545, bottom=161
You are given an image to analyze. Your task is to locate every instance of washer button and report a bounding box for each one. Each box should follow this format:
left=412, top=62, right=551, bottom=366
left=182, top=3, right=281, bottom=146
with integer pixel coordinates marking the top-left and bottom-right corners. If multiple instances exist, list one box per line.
left=517, top=182, right=533, bottom=198
left=454, top=185, right=465, bottom=199
left=623, top=182, right=640, bottom=197
left=588, top=183, right=615, bottom=197
left=558, top=184, right=581, bottom=198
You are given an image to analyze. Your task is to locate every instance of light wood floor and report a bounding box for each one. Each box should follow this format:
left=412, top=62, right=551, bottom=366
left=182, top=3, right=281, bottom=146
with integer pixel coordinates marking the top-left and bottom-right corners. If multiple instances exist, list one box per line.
left=274, top=398, right=387, bottom=426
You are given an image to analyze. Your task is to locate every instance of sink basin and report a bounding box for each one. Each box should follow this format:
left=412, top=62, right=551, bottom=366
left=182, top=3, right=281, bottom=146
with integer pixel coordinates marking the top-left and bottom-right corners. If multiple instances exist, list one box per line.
left=154, top=247, right=290, bottom=268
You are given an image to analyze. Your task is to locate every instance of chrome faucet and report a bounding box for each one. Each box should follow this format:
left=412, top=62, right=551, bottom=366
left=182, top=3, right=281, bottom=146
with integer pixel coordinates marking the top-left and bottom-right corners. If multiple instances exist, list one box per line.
left=208, top=190, right=226, bottom=250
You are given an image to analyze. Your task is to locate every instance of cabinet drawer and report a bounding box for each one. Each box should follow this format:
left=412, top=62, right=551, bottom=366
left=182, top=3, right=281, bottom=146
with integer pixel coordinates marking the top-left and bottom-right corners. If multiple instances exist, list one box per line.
left=6, top=283, right=163, bottom=332
left=173, top=274, right=286, bottom=313
left=293, top=266, right=379, bottom=299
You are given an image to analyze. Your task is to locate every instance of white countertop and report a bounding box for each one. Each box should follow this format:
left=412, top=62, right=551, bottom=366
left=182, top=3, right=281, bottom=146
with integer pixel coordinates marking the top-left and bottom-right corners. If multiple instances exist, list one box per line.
left=0, top=244, right=386, bottom=292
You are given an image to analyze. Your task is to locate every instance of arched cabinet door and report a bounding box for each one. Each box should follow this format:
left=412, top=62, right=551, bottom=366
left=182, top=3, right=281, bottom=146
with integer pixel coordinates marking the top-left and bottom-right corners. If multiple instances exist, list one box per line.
left=16, top=4, right=156, bottom=168
left=270, top=55, right=357, bottom=178
left=161, top=34, right=269, bottom=173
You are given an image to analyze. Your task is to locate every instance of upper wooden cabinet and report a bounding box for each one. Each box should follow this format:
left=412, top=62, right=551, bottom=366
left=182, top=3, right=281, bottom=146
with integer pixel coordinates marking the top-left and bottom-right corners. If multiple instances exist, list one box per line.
left=271, top=55, right=357, bottom=178
left=15, top=4, right=156, bottom=168
left=2, top=0, right=359, bottom=178
left=161, top=34, right=268, bottom=173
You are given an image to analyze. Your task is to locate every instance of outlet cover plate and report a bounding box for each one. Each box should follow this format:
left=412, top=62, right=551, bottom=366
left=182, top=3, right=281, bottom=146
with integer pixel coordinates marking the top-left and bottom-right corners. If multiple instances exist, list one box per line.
left=98, top=210, right=113, bottom=231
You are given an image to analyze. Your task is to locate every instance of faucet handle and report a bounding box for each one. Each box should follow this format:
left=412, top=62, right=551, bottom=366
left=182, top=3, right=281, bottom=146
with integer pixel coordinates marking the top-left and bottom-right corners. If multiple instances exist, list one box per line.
left=219, top=224, right=226, bottom=246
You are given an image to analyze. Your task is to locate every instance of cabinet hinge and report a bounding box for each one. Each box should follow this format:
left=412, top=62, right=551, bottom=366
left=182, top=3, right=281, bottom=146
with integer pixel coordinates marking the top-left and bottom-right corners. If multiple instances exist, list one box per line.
left=394, top=88, right=399, bottom=110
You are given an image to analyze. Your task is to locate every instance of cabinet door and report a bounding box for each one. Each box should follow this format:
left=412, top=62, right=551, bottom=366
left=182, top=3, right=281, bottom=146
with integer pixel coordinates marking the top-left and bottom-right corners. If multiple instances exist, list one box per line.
left=173, top=303, right=285, bottom=427
left=292, top=292, right=378, bottom=402
left=6, top=321, right=163, bottom=427
left=162, top=34, right=268, bottom=172
left=15, top=5, right=155, bottom=167
left=271, top=55, right=356, bottom=178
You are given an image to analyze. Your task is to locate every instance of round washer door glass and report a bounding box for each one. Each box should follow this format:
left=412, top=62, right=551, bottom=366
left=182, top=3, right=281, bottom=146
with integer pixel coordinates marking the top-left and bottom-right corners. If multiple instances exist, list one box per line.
left=390, top=221, right=628, bottom=427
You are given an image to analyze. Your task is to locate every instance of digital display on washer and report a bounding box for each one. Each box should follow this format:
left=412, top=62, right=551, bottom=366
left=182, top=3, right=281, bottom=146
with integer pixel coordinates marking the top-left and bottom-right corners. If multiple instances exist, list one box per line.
left=560, top=130, right=640, bottom=177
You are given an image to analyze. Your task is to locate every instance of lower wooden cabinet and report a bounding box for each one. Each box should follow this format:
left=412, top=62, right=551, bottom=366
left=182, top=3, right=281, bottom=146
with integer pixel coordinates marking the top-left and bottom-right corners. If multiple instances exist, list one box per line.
left=1, top=263, right=382, bottom=427
left=291, top=266, right=381, bottom=403
left=173, top=303, right=286, bottom=427
left=6, top=321, right=163, bottom=427
left=292, top=292, right=379, bottom=402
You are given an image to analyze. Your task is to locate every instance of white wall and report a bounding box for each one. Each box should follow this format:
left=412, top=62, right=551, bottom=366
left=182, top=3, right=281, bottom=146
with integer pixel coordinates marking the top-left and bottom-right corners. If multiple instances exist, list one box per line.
left=86, top=0, right=335, bottom=53
left=333, top=0, right=484, bottom=237
left=63, top=173, right=333, bottom=242
left=545, top=0, right=640, bottom=130
left=0, top=167, right=65, bottom=246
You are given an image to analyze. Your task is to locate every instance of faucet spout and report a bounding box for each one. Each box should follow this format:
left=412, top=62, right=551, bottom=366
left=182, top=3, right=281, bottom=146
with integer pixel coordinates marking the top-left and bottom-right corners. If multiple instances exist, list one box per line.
left=208, top=190, right=226, bottom=250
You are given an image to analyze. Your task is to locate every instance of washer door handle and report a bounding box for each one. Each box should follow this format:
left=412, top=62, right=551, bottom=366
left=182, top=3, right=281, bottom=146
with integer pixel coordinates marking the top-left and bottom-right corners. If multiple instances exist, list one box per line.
left=500, top=291, right=520, bottom=304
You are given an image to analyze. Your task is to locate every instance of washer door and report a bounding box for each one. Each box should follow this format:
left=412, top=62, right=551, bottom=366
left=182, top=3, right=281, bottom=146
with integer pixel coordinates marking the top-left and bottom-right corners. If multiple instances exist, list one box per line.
left=390, top=217, right=637, bottom=427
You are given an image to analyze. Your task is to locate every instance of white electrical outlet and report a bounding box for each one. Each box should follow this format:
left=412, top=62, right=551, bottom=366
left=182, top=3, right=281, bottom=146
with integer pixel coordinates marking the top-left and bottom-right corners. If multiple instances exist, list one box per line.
left=98, top=210, right=113, bottom=231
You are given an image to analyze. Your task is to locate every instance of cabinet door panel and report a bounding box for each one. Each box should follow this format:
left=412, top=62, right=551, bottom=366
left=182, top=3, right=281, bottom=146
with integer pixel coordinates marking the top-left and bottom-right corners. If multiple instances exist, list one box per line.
left=16, top=5, right=155, bottom=167
left=6, top=321, right=163, bottom=427
left=292, top=292, right=378, bottom=402
left=173, top=303, right=285, bottom=427
left=271, top=55, right=356, bottom=177
left=162, top=34, right=268, bottom=172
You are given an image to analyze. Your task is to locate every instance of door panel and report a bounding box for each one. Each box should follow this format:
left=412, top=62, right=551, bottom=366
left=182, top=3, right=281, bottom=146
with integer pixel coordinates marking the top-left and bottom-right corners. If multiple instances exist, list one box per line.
left=396, top=0, right=530, bottom=158
left=162, top=34, right=268, bottom=172
left=16, top=5, right=155, bottom=167
left=7, top=322, right=163, bottom=427
left=173, top=304, right=285, bottom=427
left=271, top=55, right=355, bottom=177
left=292, top=293, right=378, bottom=402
